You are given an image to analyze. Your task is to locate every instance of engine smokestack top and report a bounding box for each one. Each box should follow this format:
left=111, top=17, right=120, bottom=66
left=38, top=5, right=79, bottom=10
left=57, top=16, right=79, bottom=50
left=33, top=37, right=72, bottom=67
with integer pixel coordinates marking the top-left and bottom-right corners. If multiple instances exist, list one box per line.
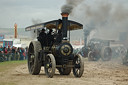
left=61, top=12, right=69, bottom=17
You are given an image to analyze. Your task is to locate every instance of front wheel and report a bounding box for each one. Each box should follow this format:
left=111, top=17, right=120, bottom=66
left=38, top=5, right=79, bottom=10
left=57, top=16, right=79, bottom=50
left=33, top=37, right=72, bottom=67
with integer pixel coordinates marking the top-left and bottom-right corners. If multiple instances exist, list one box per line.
left=44, top=54, right=56, bottom=78
left=88, top=51, right=100, bottom=61
left=73, top=54, right=84, bottom=77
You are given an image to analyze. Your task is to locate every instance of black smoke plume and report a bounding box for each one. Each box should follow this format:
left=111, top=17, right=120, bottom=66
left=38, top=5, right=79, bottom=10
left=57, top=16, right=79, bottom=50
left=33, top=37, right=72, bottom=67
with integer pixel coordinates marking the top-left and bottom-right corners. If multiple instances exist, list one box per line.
left=61, top=0, right=84, bottom=14
left=62, top=0, right=128, bottom=47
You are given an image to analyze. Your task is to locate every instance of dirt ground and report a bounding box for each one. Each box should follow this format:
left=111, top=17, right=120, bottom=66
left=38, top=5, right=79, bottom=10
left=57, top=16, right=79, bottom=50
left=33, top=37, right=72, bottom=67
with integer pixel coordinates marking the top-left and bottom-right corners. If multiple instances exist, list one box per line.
left=0, top=58, right=128, bottom=85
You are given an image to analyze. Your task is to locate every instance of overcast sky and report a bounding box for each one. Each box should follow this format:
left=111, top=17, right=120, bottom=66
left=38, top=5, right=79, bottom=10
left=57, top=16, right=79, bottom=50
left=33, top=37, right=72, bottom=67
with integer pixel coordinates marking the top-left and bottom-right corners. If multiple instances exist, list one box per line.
left=0, top=0, right=127, bottom=28
left=0, top=0, right=65, bottom=28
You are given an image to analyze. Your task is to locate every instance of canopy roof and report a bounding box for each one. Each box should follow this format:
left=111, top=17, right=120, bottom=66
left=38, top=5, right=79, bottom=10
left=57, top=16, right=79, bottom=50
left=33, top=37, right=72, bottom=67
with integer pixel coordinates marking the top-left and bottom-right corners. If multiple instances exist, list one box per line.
left=25, top=20, right=83, bottom=31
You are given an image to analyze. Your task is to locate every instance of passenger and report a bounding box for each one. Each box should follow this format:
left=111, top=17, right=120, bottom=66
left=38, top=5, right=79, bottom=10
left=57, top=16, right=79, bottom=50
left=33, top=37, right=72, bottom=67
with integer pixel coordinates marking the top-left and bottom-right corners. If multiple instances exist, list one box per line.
left=38, top=29, right=47, bottom=48
left=56, top=29, right=62, bottom=44
left=47, top=29, right=54, bottom=46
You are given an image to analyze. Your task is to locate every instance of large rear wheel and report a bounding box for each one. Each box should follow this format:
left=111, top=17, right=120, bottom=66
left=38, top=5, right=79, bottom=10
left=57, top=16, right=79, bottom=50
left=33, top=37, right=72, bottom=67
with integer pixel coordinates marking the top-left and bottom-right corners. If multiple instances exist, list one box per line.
left=122, top=56, right=128, bottom=65
left=88, top=51, right=100, bottom=61
left=73, top=54, right=84, bottom=77
left=101, top=46, right=112, bottom=61
left=44, top=54, right=56, bottom=78
left=28, top=41, right=42, bottom=75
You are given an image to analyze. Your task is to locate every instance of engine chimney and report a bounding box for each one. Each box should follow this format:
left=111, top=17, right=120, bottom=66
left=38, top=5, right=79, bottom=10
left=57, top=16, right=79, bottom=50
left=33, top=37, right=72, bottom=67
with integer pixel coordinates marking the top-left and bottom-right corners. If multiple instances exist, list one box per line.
left=61, top=12, right=69, bottom=40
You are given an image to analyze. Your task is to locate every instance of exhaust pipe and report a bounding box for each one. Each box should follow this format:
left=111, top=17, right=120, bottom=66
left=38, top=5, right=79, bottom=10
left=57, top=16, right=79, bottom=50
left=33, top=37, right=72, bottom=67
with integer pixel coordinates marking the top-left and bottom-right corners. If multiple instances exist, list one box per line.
left=61, top=12, right=69, bottom=40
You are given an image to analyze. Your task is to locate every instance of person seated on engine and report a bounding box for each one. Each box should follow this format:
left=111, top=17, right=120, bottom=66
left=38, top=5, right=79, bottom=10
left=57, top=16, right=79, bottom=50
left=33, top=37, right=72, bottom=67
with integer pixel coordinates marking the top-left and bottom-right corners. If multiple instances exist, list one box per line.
left=55, top=29, right=62, bottom=44
left=38, top=29, right=47, bottom=48
left=47, top=29, right=54, bottom=47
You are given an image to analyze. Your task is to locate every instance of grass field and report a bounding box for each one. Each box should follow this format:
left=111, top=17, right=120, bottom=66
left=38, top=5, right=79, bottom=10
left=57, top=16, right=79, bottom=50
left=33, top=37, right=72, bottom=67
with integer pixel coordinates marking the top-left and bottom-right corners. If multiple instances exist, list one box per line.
left=0, top=60, right=27, bottom=72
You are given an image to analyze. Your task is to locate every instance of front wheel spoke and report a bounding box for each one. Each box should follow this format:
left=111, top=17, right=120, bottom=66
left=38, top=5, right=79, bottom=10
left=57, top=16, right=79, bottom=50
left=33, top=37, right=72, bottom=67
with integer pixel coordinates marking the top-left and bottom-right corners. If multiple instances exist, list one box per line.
left=75, top=69, right=78, bottom=73
left=75, top=69, right=79, bottom=75
left=46, top=62, right=52, bottom=68
left=76, top=58, right=80, bottom=64
left=48, top=68, right=52, bottom=73
left=49, top=62, right=52, bottom=67
left=76, top=60, right=79, bottom=64
left=48, top=58, right=51, bottom=62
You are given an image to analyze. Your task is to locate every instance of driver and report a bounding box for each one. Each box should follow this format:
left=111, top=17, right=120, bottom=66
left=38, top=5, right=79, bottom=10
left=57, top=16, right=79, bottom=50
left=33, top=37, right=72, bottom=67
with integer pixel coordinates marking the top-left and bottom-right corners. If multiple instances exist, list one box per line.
left=47, top=29, right=54, bottom=46
left=38, top=29, right=47, bottom=48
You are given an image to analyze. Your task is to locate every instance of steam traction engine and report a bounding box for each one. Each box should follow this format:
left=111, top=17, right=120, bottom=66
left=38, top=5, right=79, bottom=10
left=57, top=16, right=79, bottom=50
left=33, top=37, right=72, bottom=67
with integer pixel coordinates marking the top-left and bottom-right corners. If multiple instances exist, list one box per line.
left=81, top=38, right=112, bottom=61
left=25, top=13, right=84, bottom=78
left=87, top=39, right=112, bottom=61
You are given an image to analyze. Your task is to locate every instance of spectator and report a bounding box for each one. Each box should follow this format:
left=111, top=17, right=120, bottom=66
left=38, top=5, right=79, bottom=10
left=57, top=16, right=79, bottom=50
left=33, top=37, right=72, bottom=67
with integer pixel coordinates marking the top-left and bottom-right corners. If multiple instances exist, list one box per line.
left=19, top=48, right=24, bottom=60
left=0, top=46, right=3, bottom=52
left=17, top=47, right=20, bottom=60
left=11, top=46, right=16, bottom=60
left=3, top=47, right=8, bottom=60
left=0, top=46, right=4, bottom=61
left=25, top=47, right=28, bottom=60
left=15, top=47, right=19, bottom=60
left=0, top=46, right=28, bottom=61
left=7, top=46, right=12, bottom=61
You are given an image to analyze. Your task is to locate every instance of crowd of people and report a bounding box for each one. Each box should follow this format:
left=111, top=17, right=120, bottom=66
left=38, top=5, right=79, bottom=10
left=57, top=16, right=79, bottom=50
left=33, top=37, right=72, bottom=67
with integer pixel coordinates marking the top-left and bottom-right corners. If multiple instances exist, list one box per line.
left=0, top=45, right=28, bottom=62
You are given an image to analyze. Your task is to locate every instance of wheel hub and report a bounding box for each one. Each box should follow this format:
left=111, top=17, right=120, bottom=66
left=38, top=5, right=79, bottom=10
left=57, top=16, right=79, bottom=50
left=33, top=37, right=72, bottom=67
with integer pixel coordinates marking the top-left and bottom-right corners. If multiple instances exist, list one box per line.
left=46, top=64, right=50, bottom=68
left=31, top=55, right=35, bottom=59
